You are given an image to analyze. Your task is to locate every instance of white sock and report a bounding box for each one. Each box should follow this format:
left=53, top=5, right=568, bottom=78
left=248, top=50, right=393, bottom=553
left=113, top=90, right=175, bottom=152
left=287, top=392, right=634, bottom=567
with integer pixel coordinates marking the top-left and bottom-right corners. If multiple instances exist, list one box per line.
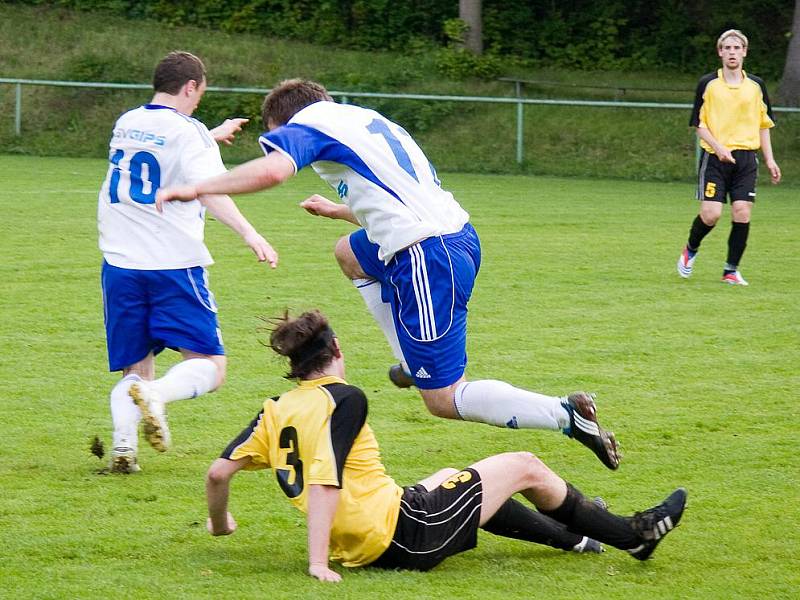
left=149, top=358, right=219, bottom=403
left=111, top=374, right=142, bottom=450
left=353, top=278, right=408, bottom=370
left=453, top=379, right=570, bottom=430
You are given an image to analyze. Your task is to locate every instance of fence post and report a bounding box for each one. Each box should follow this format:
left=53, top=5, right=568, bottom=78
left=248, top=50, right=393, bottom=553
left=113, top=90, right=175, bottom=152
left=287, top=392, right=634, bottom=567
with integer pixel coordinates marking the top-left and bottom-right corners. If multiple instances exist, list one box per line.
left=15, top=83, right=22, bottom=136
left=515, top=81, right=523, bottom=164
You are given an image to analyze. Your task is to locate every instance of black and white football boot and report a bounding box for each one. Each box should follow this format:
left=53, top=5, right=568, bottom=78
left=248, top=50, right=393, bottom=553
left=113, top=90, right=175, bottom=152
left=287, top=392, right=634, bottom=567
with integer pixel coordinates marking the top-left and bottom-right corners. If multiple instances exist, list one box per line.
left=562, top=392, right=620, bottom=470
left=627, top=488, right=688, bottom=560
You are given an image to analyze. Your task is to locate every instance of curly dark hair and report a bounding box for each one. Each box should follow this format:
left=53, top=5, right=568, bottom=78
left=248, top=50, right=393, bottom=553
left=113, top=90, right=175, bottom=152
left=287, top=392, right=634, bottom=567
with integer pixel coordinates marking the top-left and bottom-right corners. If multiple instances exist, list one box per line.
left=269, top=309, right=337, bottom=379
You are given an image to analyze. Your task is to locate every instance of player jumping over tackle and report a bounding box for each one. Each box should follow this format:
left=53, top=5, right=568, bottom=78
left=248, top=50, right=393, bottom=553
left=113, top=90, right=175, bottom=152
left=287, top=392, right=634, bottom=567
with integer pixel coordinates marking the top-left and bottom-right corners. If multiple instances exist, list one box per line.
left=157, top=79, right=620, bottom=470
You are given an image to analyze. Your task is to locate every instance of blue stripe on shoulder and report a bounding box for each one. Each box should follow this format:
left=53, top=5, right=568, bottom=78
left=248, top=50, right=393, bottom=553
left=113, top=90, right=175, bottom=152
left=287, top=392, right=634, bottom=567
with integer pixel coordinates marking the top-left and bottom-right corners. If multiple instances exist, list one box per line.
left=263, top=124, right=405, bottom=204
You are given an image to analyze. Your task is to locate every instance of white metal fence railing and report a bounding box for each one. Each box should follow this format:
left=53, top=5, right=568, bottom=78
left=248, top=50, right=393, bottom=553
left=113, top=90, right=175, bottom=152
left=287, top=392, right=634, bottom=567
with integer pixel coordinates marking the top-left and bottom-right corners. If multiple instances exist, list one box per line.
left=3, top=78, right=799, bottom=164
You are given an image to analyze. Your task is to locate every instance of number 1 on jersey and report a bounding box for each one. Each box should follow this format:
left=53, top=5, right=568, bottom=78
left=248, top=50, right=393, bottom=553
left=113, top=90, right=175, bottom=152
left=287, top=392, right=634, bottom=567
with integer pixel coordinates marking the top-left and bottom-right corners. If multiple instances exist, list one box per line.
left=366, top=118, right=419, bottom=182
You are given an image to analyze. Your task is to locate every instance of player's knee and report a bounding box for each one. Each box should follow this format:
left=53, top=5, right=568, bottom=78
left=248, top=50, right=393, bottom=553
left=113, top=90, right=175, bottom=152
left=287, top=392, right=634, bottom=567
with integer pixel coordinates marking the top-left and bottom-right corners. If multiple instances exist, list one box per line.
left=731, top=207, right=751, bottom=222
left=215, top=368, right=226, bottom=389
left=512, top=451, right=550, bottom=485
left=334, top=235, right=352, bottom=266
left=210, top=357, right=227, bottom=390
left=700, top=208, right=722, bottom=225
left=425, top=401, right=455, bottom=419
left=421, top=390, right=459, bottom=419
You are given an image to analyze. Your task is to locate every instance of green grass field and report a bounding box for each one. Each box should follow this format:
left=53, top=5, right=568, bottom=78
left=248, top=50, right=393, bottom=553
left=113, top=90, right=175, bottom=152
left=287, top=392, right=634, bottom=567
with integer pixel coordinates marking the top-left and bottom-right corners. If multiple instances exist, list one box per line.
left=1, top=155, right=798, bottom=599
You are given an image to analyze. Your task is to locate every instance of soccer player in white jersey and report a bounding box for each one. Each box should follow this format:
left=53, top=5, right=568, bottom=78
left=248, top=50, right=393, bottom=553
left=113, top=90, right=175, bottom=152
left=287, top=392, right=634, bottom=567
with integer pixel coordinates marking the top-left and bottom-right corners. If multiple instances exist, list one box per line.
left=156, top=79, right=620, bottom=470
left=99, top=51, right=278, bottom=473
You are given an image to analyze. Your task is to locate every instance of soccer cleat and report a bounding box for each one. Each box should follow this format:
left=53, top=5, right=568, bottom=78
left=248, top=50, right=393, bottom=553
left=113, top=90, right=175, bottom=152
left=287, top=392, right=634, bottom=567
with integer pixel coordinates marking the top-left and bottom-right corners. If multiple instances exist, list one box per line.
left=109, top=446, right=141, bottom=474
left=388, top=364, right=415, bottom=388
left=721, top=271, right=748, bottom=286
left=129, top=382, right=171, bottom=452
left=677, top=246, right=697, bottom=278
left=627, top=488, right=687, bottom=560
left=572, top=536, right=604, bottom=554
left=562, top=392, right=620, bottom=470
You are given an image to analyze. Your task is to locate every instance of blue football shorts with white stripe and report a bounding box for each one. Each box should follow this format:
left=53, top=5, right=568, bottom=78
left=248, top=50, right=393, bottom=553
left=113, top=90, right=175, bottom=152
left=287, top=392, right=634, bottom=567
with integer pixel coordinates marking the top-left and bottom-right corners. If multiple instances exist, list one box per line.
left=349, top=223, right=481, bottom=389
left=101, top=261, right=225, bottom=371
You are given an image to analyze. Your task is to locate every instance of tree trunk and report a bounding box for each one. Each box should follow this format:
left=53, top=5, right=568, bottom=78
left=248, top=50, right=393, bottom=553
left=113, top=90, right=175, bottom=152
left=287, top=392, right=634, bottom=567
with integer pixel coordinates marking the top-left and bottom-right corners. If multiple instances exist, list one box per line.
left=459, top=0, right=483, bottom=55
left=777, top=0, right=800, bottom=106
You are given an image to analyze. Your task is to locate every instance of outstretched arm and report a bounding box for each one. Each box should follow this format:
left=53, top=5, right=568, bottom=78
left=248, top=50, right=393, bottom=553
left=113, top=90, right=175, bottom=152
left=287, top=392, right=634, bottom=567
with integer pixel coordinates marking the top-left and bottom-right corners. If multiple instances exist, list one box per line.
left=210, top=118, right=250, bottom=146
left=156, top=152, right=296, bottom=210
left=306, top=484, right=342, bottom=582
left=206, top=457, right=251, bottom=535
left=200, top=194, right=278, bottom=268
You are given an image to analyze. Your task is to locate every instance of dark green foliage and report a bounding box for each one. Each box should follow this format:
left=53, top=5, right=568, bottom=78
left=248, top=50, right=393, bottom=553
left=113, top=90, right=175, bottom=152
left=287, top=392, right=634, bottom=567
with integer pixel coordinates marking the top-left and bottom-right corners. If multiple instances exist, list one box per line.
left=193, top=92, right=265, bottom=130
left=434, top=19, right=504, bottom=80
left=10, top=0, right=795, bottom=77
left=64, top=51, right=148, bottom=83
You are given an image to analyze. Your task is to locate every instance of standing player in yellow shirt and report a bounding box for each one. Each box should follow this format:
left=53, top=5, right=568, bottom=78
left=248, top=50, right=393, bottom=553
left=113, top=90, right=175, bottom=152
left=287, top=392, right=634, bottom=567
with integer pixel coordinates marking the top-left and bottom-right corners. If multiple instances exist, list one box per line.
left=204, top=310, right=686, bottom=582
left=677, top=29, right=781, bottom=286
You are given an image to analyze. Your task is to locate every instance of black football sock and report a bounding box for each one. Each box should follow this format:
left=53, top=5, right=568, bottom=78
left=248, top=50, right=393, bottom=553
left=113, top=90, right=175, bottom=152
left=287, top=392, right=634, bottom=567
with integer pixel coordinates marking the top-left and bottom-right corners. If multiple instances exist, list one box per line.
left=482, top=498, right=584, bottom=551
left=688, top=215, right=715, bottom=252
left=539, top=483, right=639, bottom=550
left=726, top=221, right=750, bottom=270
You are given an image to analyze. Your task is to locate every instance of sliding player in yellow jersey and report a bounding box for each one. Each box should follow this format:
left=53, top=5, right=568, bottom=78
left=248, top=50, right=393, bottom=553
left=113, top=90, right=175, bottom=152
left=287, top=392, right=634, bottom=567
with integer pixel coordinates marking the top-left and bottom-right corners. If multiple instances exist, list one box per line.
left=204, top=310, right=686, bottom=581
left=677, top=29, right=781, bottom=286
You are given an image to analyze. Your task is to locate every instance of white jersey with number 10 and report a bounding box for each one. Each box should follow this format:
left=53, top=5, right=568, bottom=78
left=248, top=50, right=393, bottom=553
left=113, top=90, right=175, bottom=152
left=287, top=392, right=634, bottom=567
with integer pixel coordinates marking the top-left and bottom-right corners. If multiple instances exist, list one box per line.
left=98, top=104, right=227, bottom=270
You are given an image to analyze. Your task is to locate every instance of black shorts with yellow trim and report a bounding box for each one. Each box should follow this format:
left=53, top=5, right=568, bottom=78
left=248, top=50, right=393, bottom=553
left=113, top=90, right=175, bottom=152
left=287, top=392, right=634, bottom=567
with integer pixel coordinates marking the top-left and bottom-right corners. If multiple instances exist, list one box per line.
left=370, top=468, right=483, bottom=572
left=696, top=149, right=758, bottom=203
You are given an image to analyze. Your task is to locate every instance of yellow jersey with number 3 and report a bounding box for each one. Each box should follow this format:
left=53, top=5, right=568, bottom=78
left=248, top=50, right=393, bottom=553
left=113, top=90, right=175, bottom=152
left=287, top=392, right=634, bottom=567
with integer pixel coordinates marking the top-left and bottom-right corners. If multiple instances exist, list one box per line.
left=221, top=375, right=402, bottom=567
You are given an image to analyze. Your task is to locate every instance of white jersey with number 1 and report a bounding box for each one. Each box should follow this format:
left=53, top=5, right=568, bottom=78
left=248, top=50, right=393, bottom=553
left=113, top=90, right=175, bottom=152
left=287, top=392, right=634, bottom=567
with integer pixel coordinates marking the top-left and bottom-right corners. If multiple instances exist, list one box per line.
left=97, top=104, right=227, bottom=270
left=259, top=101, right=470, bottom=262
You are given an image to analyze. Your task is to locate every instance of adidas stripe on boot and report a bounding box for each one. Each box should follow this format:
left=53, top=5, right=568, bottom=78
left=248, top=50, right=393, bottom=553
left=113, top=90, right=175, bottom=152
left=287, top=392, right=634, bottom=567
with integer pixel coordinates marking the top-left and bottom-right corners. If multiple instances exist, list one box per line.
left=627, top=488, right=687, bottom=560
left=562, top=392, right=620, bottom=470
left=677, top=246, right=697, bottom=278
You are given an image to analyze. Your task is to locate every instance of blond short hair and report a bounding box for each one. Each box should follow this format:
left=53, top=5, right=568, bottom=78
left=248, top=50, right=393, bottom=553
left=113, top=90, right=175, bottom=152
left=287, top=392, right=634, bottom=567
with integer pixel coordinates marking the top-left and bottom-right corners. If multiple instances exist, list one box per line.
left=717, top=29, right=748, bottom=49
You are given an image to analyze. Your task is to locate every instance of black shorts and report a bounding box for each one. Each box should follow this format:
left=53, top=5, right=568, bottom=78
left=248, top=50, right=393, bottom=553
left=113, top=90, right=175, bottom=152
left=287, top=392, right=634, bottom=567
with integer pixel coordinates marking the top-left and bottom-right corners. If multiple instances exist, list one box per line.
left=696, top=149, right=758, bottom=203
left=370, top=468, right=483, bottom=571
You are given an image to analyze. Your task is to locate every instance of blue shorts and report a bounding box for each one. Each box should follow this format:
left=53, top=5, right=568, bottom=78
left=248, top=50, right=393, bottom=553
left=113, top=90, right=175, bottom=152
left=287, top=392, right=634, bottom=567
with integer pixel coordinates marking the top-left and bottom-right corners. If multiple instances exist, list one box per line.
left=350, top=224, right=481, bottom=389
left=101, top=261, right=225, bottom=371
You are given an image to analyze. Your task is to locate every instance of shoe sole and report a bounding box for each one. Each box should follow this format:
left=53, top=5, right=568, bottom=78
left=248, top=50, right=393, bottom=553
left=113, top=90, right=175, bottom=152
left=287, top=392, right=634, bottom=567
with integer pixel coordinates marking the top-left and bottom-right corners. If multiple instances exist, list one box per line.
left=570, top=394, right=621, bottom=470
left=129, top=384, right=169, bottom=452
left=721, top=278, right=748, bottom=286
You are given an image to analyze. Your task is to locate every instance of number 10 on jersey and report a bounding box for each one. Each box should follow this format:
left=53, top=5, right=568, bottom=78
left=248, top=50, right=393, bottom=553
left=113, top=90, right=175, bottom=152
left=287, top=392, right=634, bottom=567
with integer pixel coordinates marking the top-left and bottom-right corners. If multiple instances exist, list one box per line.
left=108, top=149, right=161, bottom=205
